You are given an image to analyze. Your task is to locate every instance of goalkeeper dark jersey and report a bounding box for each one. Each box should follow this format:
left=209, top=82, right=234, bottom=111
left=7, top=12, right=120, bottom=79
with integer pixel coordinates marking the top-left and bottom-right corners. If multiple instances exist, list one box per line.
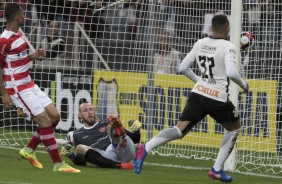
left=73, top=120, right=111, bottom=151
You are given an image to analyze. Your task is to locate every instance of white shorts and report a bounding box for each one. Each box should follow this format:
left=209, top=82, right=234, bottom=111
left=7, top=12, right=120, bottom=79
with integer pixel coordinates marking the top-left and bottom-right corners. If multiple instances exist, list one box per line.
left=10, top=84, right=52, bottom=121
left=93, top=135, right=135, bottom=163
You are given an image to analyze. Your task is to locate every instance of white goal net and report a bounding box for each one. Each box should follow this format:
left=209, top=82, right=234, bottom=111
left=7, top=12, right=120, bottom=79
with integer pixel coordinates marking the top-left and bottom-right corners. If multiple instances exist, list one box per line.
left=0, top=0, right=281, bottom=177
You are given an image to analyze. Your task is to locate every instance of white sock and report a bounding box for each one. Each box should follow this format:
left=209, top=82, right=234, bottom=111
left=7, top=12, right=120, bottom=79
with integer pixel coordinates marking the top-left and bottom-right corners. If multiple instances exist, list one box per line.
left=145, top=126, right=182, bottom=153
left=213, top=129, right=240, bottom=172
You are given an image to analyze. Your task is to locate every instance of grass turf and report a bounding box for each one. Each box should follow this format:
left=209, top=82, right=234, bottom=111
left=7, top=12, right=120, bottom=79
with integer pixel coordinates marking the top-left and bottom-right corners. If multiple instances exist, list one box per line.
left=0, top=147, right=281, bottom=184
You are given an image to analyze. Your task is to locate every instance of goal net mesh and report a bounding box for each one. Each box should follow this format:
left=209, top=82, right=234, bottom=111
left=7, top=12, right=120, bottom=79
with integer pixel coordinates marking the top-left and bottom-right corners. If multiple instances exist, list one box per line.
left=0, top=0, right=281, bottom=177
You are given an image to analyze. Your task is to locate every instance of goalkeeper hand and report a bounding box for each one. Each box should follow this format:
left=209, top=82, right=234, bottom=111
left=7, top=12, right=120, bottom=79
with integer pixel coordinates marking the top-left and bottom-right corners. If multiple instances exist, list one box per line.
left=127, top=120, right=142, bottom=132
left=60, top=143, right=74, bottom=157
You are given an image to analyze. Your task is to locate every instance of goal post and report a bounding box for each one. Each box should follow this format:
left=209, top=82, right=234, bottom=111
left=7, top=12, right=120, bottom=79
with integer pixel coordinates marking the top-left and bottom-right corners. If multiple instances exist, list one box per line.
left=224, top=0, right=242, bottom=172
left=0, top=0, right=282, bottom=178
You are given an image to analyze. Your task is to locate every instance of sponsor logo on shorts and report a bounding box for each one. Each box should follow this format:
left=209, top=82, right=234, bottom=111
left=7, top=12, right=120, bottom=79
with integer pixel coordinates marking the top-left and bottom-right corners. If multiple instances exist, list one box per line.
left=195, top=85, right=219, bottom=98
left=233, top=108, right=239, bottom=118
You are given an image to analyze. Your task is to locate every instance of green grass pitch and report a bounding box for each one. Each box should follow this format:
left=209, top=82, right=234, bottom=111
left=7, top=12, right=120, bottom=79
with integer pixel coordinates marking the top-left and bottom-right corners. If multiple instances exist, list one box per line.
left=0, top=147, right=281, bottom=184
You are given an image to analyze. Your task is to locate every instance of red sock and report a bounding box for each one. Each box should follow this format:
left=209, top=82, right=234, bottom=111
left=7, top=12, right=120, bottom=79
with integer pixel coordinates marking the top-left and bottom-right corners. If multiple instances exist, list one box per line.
left=26, top=128, right=41, bottom=150
left=39, top=126, right=62, bottom=163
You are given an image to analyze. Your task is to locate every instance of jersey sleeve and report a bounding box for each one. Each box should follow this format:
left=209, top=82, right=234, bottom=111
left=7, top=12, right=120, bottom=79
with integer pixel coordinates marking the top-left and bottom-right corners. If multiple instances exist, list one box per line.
left=179, top=42, right=198, bottom=72
left=224, top=43, right=236, bottom=64
left=224, top=43, right=246, bottom=89
left=179, top=41, right=200, bottom=83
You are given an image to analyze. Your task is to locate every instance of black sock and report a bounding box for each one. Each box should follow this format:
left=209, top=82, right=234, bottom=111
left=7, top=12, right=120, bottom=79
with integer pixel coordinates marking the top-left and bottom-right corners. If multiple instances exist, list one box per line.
left=84, top=149, right=121, bottom=168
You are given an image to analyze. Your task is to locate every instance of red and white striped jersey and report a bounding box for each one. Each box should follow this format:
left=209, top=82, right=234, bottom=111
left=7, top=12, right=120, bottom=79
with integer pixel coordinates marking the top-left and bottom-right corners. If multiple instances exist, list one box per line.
left=0, top=29, right=34, bottom=95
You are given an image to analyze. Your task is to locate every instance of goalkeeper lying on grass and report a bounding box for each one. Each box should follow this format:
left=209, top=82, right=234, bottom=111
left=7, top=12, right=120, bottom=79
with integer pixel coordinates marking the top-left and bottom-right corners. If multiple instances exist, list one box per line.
left=61, top=102, right=141, bottom=170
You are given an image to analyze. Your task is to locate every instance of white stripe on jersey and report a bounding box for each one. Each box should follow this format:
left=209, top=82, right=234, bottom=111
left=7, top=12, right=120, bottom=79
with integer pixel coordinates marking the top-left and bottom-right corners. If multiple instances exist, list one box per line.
left=1, top=30, right=15, bottom=39
left=1, top=29, right=32, bottom=91
left=3, top=63, right=30, bottom=75
left=4, top=76, right=32, bottom=88
left=10, top=36, right=25, bottom=50
left=5, top=76, right=31, bottom=88
left=5, top=54, right=28, bottom=62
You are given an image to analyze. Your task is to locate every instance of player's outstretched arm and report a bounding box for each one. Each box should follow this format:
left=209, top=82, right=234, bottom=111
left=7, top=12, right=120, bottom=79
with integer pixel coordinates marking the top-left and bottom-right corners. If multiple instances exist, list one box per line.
left=225, top=60, right=248, bottom=92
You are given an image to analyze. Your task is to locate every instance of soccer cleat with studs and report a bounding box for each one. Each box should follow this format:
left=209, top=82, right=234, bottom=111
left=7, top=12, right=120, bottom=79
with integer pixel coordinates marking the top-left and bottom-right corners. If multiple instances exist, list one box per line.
left=133, top=144, right=147, bottom=174
left=108, top=115, right=126, bottom=138
left=53, top=162, right=81, bottom=173
left=117, top=162, right=133, bottom=170
left=208, top=167, right=233, bottom=183
left=19, top=147, right=43, bottom=169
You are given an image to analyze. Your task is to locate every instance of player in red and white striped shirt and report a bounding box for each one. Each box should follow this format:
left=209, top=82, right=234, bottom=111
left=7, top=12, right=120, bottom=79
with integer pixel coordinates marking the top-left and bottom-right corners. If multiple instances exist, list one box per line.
left=0, top=3, right=80, bottom=173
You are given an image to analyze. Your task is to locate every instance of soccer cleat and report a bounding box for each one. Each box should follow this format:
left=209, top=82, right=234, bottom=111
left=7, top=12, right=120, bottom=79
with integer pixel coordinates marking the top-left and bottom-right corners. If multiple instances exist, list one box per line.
left=108, top=115, right=126, bottom=138
left=19, top=147, right=43, bottom=169
left=133, top=144, right=147, bottom=174
left=53, top=162, right=81, bottom=173
left=127, top=120, right=142, bottom=132
left=208, top=167, right=233, bottom=183
left=118, top=162, right=133, bottom=170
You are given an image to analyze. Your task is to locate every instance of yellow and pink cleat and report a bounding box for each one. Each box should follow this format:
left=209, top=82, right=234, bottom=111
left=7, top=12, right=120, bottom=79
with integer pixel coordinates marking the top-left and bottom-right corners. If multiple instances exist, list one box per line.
left=19, top=147, right=43, bottom=169
left=53, top=162, right=81, bottom=173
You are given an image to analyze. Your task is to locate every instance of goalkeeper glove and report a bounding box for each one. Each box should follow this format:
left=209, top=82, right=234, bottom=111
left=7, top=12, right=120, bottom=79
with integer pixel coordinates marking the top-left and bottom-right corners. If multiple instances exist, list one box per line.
left=61, top=143, right=74, bottom=157
left=127, top=120, right=142, bottom=132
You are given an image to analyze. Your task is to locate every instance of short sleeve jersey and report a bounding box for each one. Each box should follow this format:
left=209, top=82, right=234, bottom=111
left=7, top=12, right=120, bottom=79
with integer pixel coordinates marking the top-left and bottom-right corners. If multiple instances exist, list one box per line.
left=73, top=119, right=111, bottom=151
left=0, top=29, right=34, bottom=95
left=189, top=37, right=237, bottom=102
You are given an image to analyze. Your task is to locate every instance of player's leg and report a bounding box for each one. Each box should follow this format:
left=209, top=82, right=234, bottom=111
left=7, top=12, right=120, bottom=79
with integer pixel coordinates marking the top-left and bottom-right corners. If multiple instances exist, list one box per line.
left=207, top=99, right=240, bottom=182
left=32, top=84, right=60, bottom=128
left=75, top=145, right=131, bottom=169
left=32, top=110, right=79, bottom=172
left=44, top=104, right=60, bottom=128
left=133, top=92, right=206, bottom=174
left=19, top=85, right=55, bottom=153
left=111, top=135, right=135, bottom=163
left=112, top=136, right=136, bottom=169
left=17, top=86, right=80, bottom=172
left=11, top=89, right=44, bottom=169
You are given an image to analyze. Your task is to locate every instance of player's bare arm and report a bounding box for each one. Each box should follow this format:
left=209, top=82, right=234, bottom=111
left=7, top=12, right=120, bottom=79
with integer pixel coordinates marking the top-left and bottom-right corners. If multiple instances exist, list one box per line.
left=0, top=70, right=12, bottom=109
left=242, top=83, right=249, bottom=93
